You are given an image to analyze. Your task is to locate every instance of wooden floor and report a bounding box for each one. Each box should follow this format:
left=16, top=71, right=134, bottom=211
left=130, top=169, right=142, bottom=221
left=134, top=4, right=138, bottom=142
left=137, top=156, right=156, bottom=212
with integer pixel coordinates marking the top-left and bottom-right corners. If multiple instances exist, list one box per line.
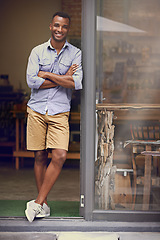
left=0, top=164, right=80, bottom=201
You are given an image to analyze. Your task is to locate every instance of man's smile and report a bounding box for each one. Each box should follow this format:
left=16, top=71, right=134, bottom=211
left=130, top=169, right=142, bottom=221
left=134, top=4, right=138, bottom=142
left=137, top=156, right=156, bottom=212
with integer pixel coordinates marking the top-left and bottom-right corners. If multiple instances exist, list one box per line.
left=55, top=32, right=63, bottom=37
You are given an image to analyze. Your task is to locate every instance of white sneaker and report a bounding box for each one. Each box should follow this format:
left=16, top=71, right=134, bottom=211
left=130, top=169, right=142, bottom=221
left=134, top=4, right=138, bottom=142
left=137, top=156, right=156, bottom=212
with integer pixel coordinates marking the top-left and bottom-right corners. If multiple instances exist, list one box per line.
left=36, top=203, right=50, bottom=218
left=26, top=200, right=50, bottom=218
left=25, top=200, right=46, bottom=222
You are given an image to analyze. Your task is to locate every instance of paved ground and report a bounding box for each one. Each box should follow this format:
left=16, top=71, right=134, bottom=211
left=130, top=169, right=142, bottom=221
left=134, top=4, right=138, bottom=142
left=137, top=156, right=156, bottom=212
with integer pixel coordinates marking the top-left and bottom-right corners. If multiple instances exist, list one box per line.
left=0, top=217, right=160, bottom=239
left=0, top=232, right=160, bottom=240
left=0, top=232, right=57, bottom=240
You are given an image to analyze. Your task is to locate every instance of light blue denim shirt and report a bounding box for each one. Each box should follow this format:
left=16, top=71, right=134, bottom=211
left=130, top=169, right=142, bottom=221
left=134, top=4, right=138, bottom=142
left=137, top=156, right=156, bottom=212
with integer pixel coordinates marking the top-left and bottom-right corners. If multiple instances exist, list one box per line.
left=26, top=39, right=83, bottom=115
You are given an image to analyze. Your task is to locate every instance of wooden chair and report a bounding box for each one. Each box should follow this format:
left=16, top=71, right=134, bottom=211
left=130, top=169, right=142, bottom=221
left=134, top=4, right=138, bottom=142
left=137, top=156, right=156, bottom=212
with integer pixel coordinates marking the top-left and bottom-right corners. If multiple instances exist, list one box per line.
left=124, top=121, right=160, bottom=210
left=130, top=121, right=160, bottom=142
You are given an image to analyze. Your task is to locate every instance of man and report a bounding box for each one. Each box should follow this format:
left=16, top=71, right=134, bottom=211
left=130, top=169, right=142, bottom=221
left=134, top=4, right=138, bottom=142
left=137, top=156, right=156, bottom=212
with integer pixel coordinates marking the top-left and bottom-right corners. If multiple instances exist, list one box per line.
left=25, top=12, right=82, bottom=222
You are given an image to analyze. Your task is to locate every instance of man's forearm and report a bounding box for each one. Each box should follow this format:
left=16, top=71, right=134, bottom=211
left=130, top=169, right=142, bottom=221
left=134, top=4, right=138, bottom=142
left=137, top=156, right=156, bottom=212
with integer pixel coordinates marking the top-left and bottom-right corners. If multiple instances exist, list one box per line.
left=39, top=79, right=58, bottom=89
left=38, top=71, right=75, bottom=89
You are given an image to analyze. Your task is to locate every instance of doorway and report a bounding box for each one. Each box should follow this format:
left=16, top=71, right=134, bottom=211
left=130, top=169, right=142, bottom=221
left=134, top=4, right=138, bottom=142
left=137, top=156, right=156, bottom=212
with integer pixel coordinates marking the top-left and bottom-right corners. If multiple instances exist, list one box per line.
left=0, top=0, right=82, bottom=218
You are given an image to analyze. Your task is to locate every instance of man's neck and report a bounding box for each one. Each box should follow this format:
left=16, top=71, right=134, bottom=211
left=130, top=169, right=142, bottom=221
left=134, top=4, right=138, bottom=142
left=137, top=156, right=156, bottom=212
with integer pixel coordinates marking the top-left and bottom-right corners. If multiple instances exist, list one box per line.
left=50, top=38, right=65, bottom=55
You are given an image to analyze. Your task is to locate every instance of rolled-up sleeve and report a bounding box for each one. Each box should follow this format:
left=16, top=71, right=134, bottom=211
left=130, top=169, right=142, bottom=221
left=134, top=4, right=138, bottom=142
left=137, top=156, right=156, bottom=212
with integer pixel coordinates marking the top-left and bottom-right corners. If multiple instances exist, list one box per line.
left=26, top=48, right=45, bottom=89
left=72, top=50, right=83, bottom=90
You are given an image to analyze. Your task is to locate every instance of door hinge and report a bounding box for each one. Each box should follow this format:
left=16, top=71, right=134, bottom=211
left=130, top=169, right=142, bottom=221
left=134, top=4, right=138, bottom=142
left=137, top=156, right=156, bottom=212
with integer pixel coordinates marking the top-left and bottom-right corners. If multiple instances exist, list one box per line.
left=80, top=194, right=85, bottom=208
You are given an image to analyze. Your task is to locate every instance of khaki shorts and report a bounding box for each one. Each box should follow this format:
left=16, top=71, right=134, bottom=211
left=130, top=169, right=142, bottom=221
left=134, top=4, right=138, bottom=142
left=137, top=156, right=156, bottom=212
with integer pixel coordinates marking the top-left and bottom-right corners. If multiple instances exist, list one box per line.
left=27, top=107, right=70, bottom=151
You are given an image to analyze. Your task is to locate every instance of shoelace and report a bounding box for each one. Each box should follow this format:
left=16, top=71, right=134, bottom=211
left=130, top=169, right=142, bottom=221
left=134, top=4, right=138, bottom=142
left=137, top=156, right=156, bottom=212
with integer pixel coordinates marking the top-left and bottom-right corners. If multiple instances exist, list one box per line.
left=33, top=205, right=43, bottom=214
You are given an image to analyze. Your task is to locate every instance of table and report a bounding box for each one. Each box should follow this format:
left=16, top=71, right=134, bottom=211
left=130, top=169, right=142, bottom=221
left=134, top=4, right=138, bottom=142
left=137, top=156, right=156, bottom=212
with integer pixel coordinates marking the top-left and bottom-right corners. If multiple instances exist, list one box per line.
left=12, top=110, right=26, bottom=170
left=96, top=104, right=160, bottom=210
left=125, top=140, right=160, bottom=210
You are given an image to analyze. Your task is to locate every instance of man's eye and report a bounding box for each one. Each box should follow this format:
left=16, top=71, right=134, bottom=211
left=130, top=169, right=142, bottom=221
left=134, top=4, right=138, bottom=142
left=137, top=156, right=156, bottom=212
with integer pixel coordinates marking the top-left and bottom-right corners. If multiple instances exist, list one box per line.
left=63, top=26, right=68, bottom=29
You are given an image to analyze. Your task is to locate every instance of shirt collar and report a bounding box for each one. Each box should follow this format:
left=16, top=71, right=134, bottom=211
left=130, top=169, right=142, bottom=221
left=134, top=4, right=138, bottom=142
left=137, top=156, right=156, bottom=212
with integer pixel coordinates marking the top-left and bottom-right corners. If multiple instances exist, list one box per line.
left=47, top=39, right=69, bottom=50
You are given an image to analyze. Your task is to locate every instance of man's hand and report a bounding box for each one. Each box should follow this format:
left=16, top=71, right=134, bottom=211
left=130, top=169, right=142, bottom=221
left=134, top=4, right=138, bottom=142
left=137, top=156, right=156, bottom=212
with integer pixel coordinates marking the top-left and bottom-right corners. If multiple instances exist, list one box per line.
left=66, top=64, right=79, bottom=76
left=38, top=71, right=47, bottom=79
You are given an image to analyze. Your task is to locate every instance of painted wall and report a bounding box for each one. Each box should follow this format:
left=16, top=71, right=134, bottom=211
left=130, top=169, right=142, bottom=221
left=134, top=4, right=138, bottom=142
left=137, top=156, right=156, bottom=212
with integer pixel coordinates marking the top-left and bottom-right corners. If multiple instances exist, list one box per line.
left=0, top=0, right=61, bottom=95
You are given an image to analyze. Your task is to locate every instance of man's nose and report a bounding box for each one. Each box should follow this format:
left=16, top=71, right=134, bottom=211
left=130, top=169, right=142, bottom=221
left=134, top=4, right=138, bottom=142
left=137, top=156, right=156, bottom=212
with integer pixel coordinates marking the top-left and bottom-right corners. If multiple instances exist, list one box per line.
left=57, top=26, right=62, bottom=32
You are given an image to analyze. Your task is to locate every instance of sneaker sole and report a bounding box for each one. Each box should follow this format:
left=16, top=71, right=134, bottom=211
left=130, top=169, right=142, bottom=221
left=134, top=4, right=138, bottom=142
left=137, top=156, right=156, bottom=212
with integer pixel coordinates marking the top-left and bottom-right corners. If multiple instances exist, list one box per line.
left=25, top=209, right=34, bottom=223
left=36, top=213, right=50, bottom=218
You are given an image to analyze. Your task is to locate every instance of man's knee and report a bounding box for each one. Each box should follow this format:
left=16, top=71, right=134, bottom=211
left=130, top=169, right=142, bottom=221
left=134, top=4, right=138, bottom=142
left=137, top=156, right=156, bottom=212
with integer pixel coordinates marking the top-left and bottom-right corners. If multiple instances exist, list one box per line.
left=51, top=149, right=67, bottom=169
left=34, top=150, right=48, bottom=165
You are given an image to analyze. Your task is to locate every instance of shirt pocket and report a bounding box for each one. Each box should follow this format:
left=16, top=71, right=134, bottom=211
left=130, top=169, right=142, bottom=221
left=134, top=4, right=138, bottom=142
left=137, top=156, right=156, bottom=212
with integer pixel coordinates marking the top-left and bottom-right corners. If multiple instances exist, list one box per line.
left=39, top=59, right=51, bottom=72
left=59, top=57, right=72, bottom=75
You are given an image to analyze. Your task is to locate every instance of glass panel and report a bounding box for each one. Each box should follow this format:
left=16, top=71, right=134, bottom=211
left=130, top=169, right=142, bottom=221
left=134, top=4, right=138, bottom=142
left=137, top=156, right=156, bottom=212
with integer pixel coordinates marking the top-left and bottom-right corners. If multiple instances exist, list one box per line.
left=95, top=0, right=160, bottom=211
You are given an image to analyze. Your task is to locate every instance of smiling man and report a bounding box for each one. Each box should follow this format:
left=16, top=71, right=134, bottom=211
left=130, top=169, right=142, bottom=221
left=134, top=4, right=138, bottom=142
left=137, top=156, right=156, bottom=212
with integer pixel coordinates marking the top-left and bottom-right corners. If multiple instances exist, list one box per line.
left=25, top=12, right=83, bottom=222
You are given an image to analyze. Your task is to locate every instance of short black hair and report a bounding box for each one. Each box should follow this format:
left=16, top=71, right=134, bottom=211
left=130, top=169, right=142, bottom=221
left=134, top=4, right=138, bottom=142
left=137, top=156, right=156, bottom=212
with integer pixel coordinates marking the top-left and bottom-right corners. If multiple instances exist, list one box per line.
left=52, top=12, right=71, bottom=24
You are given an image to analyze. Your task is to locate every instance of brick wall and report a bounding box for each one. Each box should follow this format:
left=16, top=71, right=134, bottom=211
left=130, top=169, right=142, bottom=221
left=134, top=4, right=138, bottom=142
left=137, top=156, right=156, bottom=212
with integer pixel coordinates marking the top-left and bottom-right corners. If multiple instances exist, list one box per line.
left=62, top=0, right=81, bottom=40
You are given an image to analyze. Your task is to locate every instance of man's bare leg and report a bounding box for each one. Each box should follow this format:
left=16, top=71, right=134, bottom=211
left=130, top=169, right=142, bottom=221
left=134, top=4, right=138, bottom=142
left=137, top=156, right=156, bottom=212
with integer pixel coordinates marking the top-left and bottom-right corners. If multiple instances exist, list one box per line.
left=34, top=150, right=48, bottom=205
left=35, top=149, right=67, bottom=205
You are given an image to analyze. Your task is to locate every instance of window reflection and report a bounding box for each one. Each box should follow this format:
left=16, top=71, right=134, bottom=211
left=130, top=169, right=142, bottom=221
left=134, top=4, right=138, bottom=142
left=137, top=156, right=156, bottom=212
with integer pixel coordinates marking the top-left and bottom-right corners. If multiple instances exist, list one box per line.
left=96, top=0, right=160, bottom=104
left=95, top=0, right=160, bottom=212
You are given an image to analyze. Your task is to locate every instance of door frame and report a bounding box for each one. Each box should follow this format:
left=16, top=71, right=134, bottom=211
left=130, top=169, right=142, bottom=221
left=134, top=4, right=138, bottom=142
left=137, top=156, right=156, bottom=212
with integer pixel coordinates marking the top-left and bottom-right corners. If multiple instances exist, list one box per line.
left=80, top=0, right=96, bottom=220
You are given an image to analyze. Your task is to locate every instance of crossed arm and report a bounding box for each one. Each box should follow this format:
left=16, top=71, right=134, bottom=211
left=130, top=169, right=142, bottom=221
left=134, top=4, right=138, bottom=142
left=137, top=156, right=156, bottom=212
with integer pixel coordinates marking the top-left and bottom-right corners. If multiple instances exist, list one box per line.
left=38, top=64, right=78, bottom=89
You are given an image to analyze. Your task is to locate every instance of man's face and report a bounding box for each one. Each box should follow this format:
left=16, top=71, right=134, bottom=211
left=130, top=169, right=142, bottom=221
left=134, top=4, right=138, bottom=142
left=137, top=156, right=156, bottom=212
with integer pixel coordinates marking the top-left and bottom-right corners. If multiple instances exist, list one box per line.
left=50, top=15, right=70, bottom=43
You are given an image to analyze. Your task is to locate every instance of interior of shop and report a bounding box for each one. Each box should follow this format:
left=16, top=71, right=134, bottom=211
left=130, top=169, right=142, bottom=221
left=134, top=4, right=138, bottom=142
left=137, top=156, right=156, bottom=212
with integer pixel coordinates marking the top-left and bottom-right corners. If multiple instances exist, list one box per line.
left=95, top=0, right=160, bottom=212
left=0, top=0, right=81, bottom=217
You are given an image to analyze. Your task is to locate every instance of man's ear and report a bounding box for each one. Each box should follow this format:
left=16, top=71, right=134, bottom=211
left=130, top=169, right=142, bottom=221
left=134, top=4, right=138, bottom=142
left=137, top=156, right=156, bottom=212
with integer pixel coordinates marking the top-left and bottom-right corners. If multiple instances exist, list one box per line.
left=49, top=23, right=52, bottom=31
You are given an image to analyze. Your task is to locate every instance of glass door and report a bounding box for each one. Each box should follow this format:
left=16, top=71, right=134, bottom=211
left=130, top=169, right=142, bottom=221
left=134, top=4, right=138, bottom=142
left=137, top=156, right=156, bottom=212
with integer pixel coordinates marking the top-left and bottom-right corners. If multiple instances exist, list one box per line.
left=81, top=0, right=160, bottom=221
